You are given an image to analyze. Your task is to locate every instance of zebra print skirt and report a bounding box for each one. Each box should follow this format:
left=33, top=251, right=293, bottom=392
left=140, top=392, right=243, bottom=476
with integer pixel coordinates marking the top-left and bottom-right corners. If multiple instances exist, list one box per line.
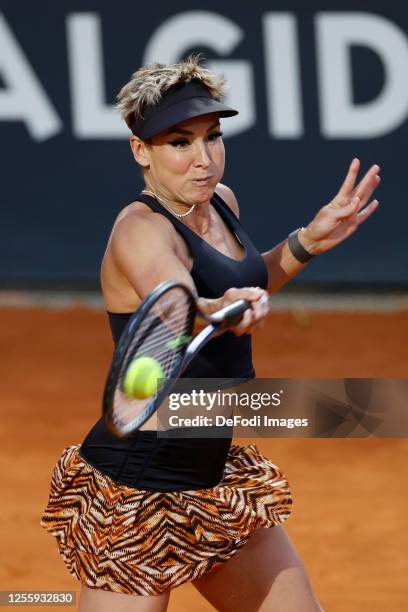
left=40, top=443, right=293, bottom=595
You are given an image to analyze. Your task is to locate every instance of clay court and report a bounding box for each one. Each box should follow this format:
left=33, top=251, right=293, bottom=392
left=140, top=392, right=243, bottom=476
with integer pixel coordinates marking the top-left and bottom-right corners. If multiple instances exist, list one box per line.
left=1, top=303, right=407, bottom=611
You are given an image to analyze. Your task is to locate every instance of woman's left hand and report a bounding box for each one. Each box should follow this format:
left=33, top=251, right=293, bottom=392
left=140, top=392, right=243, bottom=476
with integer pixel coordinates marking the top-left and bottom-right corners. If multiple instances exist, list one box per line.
left=299, top=158, right=380, bottom=255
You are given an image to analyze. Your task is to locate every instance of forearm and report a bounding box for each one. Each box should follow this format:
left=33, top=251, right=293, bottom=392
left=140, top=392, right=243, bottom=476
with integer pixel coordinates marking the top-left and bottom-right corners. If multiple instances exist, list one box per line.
left=193, top=296, right=222, bottom=334
left=261, top=159, right=380, bottom=295
left=262, top=228, right=318, bottom=294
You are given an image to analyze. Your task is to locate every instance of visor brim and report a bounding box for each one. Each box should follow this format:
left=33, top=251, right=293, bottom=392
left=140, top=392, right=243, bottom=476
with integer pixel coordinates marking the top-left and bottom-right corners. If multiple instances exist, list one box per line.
left=137, top=97, right=238, bottom=140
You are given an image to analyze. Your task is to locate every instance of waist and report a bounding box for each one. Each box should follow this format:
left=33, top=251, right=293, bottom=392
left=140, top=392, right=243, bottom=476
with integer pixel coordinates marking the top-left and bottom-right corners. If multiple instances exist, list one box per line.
left=80, top=419, right=232, bottom=491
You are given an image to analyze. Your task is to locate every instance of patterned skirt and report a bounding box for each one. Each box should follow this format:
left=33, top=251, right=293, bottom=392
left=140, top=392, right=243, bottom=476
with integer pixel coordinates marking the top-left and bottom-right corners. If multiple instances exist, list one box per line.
left=40, top=443, right=293, bottom=595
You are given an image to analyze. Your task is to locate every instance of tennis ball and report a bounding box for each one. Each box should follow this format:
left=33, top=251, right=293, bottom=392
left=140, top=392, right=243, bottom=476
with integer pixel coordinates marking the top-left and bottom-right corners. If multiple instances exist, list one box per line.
left=123, top=356, right=164, bottom=399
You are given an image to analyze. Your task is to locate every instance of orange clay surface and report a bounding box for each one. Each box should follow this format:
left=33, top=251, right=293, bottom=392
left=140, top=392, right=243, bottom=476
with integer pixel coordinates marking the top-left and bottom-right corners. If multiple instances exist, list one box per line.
left=1, top=307, right=407, bottom=611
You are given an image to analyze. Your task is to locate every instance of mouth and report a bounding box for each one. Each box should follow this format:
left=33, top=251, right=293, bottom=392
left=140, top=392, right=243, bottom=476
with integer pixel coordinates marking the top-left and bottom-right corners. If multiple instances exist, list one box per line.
left=193, top=176, right=213, bottom=184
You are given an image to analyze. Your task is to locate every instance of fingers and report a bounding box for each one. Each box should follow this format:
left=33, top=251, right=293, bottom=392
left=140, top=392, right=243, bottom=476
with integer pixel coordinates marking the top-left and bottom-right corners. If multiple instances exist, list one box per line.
left=335, top=195, right=360, bottom=220
left=338, top=158, right=360, bottom=196
left=220, top=287, right=269, bottom=336
left=336, top=159, right=380, bottom=202
left=354, top=165, right=381, bottom=210
left=356, top=199, right=379, bottom=225
left=330, top=160, right=380, bottom=218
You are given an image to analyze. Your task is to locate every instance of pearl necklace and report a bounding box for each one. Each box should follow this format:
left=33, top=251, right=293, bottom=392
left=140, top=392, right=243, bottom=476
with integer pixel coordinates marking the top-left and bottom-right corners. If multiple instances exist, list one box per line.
left=141, top=190, right=196, bottom=218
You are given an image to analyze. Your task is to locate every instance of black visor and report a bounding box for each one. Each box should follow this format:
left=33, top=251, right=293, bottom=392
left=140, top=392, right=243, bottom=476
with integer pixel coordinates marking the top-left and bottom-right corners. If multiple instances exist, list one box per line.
left=129, top=80, right=238, bottom=140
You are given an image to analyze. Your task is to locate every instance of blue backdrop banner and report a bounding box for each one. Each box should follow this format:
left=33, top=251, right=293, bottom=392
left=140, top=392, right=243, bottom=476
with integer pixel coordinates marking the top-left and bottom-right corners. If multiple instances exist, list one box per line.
left=1, top=2, right=405, bottom=285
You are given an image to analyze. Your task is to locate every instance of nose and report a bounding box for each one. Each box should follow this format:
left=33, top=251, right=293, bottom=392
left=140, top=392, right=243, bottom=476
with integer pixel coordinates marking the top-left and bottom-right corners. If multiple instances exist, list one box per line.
left=193, top=140, right=211, bottom=168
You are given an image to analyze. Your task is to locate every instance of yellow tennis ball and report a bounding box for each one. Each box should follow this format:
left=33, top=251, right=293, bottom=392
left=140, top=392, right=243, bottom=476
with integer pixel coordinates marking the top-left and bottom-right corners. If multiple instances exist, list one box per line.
left=123, top=356, right=164, bottom=399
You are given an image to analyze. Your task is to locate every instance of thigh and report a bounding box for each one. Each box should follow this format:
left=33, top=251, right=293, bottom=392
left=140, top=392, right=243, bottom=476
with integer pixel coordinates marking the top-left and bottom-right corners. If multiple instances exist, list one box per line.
left=192, top=525, right=323, bottom=612
left=79, top=585, right=170, bottom=612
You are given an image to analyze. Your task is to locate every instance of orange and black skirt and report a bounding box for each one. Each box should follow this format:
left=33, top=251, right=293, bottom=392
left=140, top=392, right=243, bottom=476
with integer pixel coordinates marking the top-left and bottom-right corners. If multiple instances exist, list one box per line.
left=40, top=443, right=293, bottom=595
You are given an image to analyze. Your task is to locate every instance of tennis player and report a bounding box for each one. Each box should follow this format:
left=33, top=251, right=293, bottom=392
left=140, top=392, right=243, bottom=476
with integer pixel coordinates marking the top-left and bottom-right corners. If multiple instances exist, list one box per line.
left=41, top=55, right=379, bottom=611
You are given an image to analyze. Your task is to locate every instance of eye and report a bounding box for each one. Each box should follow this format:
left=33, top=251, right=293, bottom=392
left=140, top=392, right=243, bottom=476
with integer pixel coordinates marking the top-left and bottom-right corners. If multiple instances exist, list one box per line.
left=169, top=139, right=189, bottom=148
left=208, top=131, right=223, bottom=141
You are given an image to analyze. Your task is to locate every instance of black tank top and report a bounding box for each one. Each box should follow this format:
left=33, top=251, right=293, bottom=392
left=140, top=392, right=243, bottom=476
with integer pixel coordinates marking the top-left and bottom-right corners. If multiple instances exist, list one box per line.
left=80, top=191, right=268, bottom=491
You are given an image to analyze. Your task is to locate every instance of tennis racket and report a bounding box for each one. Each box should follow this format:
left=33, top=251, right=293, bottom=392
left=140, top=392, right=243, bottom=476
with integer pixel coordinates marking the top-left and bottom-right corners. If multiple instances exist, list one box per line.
left=103, top=280, right=270, bottom=437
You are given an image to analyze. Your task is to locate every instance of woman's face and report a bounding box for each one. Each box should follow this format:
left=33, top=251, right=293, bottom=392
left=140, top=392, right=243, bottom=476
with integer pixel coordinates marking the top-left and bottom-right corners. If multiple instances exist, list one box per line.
left=137, top=112, right=225, bottom=206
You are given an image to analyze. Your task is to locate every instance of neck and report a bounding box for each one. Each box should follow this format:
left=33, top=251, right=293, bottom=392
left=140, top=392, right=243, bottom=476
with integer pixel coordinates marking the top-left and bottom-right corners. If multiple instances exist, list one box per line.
left=188, top=200, right=212, bottom=234
left=142, top=184, right=213, bottom=231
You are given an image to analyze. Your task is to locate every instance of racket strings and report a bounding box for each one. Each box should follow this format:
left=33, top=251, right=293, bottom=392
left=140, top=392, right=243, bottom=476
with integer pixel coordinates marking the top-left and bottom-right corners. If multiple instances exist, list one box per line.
left=122, top=308, right=191, bottom=376
left=124, top=294, right=190, bottom=355
left=112, top=288, right=195, bottom=427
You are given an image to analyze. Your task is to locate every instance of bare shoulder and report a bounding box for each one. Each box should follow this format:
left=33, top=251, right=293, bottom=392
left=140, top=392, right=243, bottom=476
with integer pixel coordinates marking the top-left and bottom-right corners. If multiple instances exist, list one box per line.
left=110, top=201, right=174, bottom=252
left=101, top=199, right=196, bottom=306
left=215, top=183, right=240, bottom=218
left=114, top=200, right=164, bottom=231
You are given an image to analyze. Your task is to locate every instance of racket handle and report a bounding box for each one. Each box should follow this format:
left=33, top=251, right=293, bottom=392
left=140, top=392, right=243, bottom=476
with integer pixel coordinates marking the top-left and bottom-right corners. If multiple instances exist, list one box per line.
left=208, top=294, right=273, bottom=328
left=183, top=294, right=272, bottom=372
left=208, top=298, right=251, bottom=327
left=183, top=299, right=251, bottom=370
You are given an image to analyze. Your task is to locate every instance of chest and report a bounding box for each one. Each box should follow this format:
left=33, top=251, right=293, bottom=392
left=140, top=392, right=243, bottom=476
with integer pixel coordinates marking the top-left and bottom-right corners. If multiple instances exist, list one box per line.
left=174, top=209, right=245, bottom=269
left=202, top=216, right=246, bottom=260
left=173, top=214, right=267, bottom=298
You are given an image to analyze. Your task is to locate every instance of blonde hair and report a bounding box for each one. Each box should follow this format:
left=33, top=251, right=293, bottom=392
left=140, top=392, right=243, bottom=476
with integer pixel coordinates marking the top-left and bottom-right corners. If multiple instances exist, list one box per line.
left=116, top=54, right=227, bottom=129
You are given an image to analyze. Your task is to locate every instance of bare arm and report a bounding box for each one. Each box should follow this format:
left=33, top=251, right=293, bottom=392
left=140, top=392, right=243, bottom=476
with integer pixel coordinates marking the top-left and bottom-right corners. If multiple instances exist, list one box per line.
left=218, top=160, right=380, bottom=295
left=109, top=209, right=268, bottom=335
left=262, top=240, right=309, bottom=294
left=215, top=184, right=302, bottom=293
left=110, top=211, right=196, bottom=299
left=263, top=158, right=381, bottom=292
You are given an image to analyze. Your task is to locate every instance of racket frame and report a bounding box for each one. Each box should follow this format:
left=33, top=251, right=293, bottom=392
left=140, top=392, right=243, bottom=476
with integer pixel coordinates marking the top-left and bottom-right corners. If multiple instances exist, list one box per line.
left=103, top=281, right=196, bottom=436
left=103, top=282, right=269, bottom=437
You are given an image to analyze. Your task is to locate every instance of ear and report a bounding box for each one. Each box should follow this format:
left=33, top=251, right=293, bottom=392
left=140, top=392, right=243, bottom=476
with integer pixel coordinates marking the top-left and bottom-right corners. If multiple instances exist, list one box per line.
left=129, top=136, right=150, bottom=168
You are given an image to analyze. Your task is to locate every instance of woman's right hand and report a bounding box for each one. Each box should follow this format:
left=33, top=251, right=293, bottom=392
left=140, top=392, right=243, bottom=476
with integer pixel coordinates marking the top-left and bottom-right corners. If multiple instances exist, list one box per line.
left=197, top=286, right=269, bottom=336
